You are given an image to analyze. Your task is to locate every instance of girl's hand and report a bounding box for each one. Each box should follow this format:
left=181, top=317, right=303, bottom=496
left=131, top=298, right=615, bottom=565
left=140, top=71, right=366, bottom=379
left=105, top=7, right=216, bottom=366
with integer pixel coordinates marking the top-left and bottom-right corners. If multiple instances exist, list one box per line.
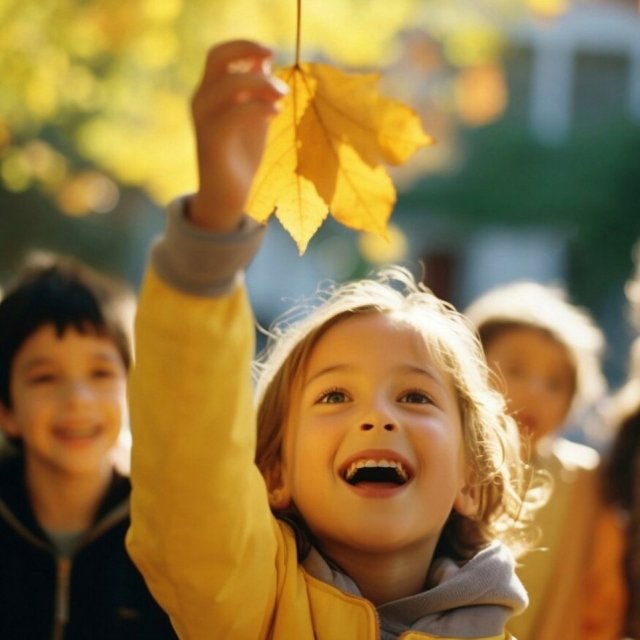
left=187, top=40, right=288, bottom=232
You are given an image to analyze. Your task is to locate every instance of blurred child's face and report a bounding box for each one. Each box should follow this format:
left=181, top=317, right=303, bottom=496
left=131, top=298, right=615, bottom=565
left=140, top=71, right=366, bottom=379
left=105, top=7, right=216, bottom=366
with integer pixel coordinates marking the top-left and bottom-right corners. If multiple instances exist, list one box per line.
left=277, top=312, right=476, bottom=564
left=483, top=327, right=574, bottom=443
left=0, top=324, right=127, bottom=480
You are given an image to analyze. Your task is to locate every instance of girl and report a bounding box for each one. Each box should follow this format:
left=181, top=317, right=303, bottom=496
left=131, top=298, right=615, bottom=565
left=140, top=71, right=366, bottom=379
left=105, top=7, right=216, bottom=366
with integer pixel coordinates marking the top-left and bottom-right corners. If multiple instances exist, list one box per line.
left=127, top=40, right=536, bottom=639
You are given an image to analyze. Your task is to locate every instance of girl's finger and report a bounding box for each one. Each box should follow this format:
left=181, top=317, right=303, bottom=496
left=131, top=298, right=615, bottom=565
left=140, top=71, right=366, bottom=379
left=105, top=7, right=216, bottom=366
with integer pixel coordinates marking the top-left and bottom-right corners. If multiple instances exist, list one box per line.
left=192, top=72, right=287, bottom=121
left=200, top=40, right=274, bottom=84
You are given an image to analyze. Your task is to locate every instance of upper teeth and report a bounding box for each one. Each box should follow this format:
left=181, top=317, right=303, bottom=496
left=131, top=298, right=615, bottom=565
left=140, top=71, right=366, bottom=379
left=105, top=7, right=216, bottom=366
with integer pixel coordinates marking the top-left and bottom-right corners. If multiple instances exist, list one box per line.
left=345, top=459, right=408, bottom=482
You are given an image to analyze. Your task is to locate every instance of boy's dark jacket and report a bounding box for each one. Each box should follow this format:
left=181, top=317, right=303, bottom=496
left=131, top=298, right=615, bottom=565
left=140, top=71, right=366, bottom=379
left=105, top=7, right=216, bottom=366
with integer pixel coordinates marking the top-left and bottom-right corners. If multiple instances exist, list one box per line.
left=0, top=449, right=177, bottom=640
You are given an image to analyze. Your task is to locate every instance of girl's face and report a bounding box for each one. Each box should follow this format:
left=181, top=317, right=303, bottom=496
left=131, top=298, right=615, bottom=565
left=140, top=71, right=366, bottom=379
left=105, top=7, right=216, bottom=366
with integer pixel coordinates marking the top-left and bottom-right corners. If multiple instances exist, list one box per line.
left=276, top=312, right=476, bottom=566
left=0, top=324, right=127, bottom=482
left=483, top=327, right=574, bottom=443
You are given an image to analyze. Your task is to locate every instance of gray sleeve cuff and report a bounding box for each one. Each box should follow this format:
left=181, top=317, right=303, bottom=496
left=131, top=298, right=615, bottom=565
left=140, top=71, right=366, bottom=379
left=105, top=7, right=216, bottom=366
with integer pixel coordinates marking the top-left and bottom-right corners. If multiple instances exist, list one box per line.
left=151, top=197, right=267, bottom=297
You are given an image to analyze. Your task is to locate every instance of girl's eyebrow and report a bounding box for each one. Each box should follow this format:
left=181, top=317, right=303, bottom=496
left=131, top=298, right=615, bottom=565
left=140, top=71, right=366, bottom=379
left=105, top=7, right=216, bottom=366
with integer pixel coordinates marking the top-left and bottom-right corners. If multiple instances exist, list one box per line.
left=305, top=363, right=351, bottom=385
left=305, top=363, right=447, bottom=389
left=402, top=364, right=448, bottom=390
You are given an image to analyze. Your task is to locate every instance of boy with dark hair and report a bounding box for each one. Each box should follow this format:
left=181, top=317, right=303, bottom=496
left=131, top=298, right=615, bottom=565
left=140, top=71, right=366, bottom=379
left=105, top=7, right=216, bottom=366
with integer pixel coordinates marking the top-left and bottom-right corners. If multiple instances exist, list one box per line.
left=0, top=252, right=176, bottom=639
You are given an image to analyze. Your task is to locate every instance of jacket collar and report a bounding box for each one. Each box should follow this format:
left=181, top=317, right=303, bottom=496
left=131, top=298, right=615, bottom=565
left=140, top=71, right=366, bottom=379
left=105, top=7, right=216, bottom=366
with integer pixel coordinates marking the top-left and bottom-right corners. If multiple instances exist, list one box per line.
left=0, top=446, right=130, bottom=551
left=302, top=539, right=527, bottom=638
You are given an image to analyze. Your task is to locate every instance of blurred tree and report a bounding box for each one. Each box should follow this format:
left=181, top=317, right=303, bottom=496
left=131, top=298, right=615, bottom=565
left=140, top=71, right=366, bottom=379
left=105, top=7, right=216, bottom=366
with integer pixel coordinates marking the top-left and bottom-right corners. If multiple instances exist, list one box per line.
left=0, top=0, right=560, bottom=214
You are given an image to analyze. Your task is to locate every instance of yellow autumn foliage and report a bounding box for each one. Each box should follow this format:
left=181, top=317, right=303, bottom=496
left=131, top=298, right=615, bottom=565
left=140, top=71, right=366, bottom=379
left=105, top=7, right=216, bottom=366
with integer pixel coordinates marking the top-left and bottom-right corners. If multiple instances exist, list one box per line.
left=0, top=0, right=555, bottom=215
left=246, top=63, right=432, bottom=253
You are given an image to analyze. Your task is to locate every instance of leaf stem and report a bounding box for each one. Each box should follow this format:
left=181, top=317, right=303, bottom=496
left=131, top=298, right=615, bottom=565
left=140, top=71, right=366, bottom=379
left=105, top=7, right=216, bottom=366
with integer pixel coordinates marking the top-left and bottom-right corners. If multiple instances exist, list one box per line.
left=295, top=0, right=301, bottom=68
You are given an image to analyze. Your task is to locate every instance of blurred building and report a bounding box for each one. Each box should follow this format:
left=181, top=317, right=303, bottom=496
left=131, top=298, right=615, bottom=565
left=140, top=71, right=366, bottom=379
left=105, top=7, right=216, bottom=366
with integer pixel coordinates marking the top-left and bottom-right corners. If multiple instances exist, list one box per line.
left=396, top=0, right=640, bottom=389
left=511, top=0, right=640, bottom=145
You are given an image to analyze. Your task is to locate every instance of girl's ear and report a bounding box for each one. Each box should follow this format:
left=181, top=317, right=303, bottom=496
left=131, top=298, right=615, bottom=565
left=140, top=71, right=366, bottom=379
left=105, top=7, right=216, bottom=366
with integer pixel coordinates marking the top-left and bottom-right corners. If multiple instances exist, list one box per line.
left=263, top=462, right=292, bottom=510
left=0, top=403, right=20, bottom=439
left=453, top=482, right=481, bottom=518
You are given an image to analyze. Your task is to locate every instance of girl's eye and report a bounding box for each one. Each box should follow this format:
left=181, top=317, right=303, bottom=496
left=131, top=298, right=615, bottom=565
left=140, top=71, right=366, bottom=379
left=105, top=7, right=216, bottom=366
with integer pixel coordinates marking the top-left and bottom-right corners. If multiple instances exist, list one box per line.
left=399, top=390, right=433, bottom=405
left=316, top=388, right=350, bottom=404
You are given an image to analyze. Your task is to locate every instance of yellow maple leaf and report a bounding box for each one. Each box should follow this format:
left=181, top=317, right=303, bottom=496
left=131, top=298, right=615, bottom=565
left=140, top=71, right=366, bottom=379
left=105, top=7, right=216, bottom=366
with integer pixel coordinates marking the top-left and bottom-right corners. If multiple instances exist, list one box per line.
left=245, top=62, right=432, bottom=254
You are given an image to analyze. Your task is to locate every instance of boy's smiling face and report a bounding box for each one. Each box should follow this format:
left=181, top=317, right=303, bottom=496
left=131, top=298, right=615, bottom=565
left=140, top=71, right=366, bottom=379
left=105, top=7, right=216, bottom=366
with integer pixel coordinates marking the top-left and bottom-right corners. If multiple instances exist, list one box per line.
left=274, top=312, right=476, bottom=565
left=0, top=324, right=127, bottom=480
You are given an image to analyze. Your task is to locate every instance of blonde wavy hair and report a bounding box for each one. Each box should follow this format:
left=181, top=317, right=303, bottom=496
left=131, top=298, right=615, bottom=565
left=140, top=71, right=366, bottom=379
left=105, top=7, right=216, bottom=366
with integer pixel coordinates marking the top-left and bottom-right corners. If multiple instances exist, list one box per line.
left=253, top=267, right=537, bottom=560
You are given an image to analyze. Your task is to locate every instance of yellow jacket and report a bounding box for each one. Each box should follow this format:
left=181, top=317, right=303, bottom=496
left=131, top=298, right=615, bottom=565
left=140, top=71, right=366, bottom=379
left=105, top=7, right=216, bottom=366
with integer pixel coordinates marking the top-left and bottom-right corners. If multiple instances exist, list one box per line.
left=126, top=209, right=522, bottom=639
left=507, top=438, right=624, bottom=640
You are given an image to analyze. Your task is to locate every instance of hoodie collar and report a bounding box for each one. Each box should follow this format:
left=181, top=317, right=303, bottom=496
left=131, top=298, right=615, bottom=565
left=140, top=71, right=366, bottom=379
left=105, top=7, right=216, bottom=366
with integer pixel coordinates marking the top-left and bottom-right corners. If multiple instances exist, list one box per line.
left=303, top=541, right=527, bottom=639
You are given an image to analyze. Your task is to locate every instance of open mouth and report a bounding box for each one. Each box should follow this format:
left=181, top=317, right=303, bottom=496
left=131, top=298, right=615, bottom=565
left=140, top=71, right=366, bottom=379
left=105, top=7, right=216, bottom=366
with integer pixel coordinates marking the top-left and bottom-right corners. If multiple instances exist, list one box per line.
left=344, top=459, right=409, bottom=486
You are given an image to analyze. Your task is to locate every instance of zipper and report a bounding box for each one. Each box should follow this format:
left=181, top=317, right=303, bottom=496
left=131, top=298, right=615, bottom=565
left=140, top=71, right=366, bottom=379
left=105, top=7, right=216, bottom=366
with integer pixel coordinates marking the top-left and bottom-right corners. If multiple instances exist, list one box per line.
left=0, top=499, right=73, bottom=640
left=0, top=492, right=129, bottom=640
left=47, top=501, right=129, bottom=640
left=52, top=556, right=72, bottom=640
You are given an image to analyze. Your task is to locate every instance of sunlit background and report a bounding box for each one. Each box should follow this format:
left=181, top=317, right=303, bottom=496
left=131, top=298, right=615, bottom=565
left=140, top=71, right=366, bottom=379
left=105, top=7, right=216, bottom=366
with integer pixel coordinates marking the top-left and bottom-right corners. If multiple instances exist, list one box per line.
left=1, top=0, right=640, bottom=401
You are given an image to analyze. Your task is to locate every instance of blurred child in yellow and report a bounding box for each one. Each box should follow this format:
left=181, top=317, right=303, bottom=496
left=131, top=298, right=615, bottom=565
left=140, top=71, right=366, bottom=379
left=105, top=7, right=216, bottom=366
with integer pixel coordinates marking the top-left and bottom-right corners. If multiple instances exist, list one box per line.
left=466, top=281, right=625, bottom=640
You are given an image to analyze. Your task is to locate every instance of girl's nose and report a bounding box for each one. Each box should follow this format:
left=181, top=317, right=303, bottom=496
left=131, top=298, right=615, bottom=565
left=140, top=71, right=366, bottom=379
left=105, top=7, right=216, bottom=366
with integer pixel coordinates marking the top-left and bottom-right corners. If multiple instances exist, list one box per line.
left=360, top=422, right=397, bottom=432
left=360, top=392, right=398, bottom=431
left=359, top=395, right=399, bottom=432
